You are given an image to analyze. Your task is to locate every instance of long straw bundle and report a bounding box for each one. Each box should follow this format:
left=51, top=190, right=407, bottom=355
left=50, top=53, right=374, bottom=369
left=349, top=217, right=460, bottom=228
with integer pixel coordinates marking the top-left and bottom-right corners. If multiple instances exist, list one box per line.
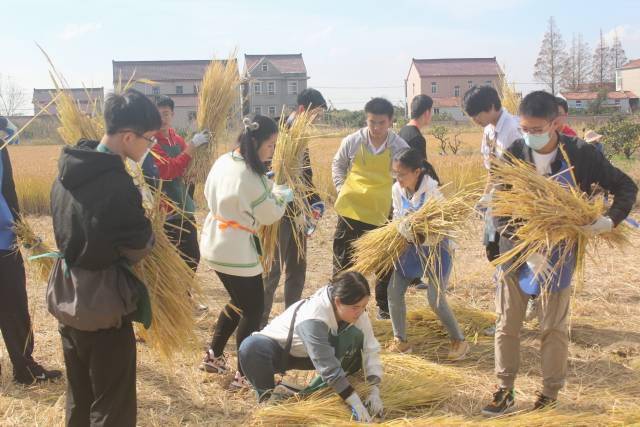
left=53, top=85, right=104, bottom=145
left=13, top=216, right=55, bottom=284
left=351, top=188, right=478, bottom=280
left=497, top=70, right=521, bottom=116
left=259, top=108, right=318, bottom=270
left=186, top=54, right=240, bottom=184
left=252, top=353, right=463, bottom=425
left=490, top=153, right=634, bottom=289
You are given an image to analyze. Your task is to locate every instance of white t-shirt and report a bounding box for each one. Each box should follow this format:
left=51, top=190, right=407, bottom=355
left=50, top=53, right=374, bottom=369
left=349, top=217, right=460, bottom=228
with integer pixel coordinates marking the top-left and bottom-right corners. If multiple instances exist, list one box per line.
left=531, top=148, right=558, bottom=176
left=367, top=132, right=389, bottom=155
left=481, top=109, right=522, bottom=169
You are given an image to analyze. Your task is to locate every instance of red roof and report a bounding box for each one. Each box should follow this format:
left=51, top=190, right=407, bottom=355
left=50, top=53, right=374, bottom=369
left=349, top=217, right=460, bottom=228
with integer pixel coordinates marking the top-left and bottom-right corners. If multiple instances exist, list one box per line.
left=112, top=60, right=233, bottom=82
left=244, top=54, right=306, bottom=75
left=410, top=58, right=502, bottom=78
left=621, top=59, right=640, bottom=70
left=561, top=91, right=638, bottom=100
left=432, top=97, right=461, bottom=108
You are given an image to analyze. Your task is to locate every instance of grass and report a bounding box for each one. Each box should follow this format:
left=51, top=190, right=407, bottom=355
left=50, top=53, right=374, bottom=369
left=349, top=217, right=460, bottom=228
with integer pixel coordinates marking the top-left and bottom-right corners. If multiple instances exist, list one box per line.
left=3, top=128, right=640, bottom=425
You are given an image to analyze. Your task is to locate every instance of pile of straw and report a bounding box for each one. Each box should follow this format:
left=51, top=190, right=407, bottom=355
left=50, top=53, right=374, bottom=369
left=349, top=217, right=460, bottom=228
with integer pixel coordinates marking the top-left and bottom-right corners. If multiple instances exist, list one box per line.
left=351, top=188, right=478, bottom=280
left=260, top=108, right=319, bottom=270
left=13, top=215, right=55, bottom=284
left=490, top=153, right=634, bottom=289
left=187, top=54, right=240, bottom=184
left=252, top=353, right=463, bottom=425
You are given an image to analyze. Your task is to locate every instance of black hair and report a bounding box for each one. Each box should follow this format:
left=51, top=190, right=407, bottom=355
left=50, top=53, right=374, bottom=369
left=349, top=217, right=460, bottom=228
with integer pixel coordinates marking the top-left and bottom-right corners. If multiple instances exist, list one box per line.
left=519, top=91, right=559, bottom=121
left=555, top=96, right=569, bottom=114
left=329, top=271, right=371, bottom=305
left=410, top=95, right=433, bottom=119
left=155, top=95, right=175, bottom=111
left=364, top=97, right=394, bottom=119
left=463, top=85, right=502, bottom=116
left=237, top=114, right=278, bottom=176
left=104, top=89, right=162, bottom=136
left=393, top=148, right=440, bottom=185
left=0, top=116, right=7, bottom=130
left=297, top=88, right=327, bottom=110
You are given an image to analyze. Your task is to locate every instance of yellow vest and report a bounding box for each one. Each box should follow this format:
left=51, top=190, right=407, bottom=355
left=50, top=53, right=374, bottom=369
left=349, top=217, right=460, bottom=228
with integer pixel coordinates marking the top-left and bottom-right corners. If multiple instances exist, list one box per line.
left=334, top=144, right=392, bottom=226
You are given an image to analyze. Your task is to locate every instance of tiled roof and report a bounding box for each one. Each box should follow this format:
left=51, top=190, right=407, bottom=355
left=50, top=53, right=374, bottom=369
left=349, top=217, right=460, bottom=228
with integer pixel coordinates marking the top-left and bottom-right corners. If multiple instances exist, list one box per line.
left=112, top=60, right=233, bottom=81
left=33, top=87, right=104, bottom=103
left=560, top=91, right=638, bottom=100
left=244, top=54, right=306, bottom=74
left=621, top=59, right=640, bottom=70
left=411, top=58, right=502, bottom=78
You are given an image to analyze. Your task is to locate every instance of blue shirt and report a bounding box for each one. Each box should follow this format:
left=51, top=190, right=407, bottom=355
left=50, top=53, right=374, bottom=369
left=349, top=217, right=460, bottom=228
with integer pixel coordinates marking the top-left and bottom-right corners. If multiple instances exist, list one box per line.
left=0, top=151, right=16, bottom=250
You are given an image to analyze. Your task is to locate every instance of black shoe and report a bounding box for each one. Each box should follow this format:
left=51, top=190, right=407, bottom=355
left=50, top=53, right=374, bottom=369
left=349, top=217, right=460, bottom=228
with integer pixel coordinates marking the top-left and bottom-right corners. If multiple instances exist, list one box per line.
left=481, top=387, right=515, bottom=417
left=532, top=391, right=557, bottom=410
left=15, top=363, right=62, bottom=385
left=376, top=308, right=390, bottom=320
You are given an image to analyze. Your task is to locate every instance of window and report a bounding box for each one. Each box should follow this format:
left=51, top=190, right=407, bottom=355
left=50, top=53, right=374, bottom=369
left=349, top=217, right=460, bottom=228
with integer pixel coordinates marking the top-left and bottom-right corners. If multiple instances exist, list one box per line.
left=431, top=82, right=437, bottom=94
left=434, top=108, right=440, bottom=115
left=254, top=106, right=262, bottom=115
left=485, top=80, right=492, bottom=86
left=253, top=82, right=262, bottom=95
left=468, top=80, right=473, bottom=89
left=268, top=105, right=277, bottom=117
left=454, top=86, right=460, bottom=97
left=261, top=62, right=268, bottom=72
left=288, top=81, right=298, bottom=95
left=176, top=85, right=183, bottom=94
left=615, top=99, right=621, bottom=105
left=188, top=111, right=197, bottom=122
left=575, top=100, right=583, bottom=108
left=267, top=81, right=276, bottom=95
left=152, top=86, right=160, bottom=95
left=412, top=83, right=415, bottom=95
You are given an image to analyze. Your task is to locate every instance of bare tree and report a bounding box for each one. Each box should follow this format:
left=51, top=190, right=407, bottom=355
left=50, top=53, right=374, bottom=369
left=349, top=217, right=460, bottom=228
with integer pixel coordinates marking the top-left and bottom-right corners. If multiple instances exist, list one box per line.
left=592, top=29, right=612, bottom=85
left=0, top=74, right=28, bottom=116
left=608, top=31, right=628, bottom=80
left=534, top=17, right=568, bottom=95
left=561, top=33, right=591, bottom=91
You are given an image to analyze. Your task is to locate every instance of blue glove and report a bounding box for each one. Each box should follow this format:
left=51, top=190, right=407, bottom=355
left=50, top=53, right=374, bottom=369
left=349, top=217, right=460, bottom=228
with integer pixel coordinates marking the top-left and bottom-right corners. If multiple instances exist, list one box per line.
left=311, top=201, right=325, bottom=219
left=266, top=170, right=275, bottom=179
left=273, top=184, right=294, bottom=204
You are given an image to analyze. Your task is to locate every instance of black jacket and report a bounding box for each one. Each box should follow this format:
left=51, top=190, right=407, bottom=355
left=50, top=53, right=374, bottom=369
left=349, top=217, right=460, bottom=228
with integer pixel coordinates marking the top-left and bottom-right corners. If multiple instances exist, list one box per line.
left=506, top=133, right=638, bottom=226
left=51, top=139, right=153, bottom=270
left=398, top=124, right=427, bottom=161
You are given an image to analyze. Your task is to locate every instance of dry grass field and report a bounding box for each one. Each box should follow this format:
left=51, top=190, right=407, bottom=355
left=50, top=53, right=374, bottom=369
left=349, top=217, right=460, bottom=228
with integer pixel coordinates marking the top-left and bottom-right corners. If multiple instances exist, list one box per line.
left=2, top=131, right=640, bottom=426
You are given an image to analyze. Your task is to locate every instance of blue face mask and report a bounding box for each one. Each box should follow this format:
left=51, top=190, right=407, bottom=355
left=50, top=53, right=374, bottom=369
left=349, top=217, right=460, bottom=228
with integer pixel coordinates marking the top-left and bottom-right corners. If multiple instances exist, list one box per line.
left=523, top=131, right=551, bottom=150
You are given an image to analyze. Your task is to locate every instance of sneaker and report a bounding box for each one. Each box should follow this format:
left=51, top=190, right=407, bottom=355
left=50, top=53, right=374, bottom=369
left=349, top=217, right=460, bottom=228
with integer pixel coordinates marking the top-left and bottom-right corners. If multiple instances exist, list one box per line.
left=481, top=387, right=515, bottom=417
left=200, top=350, right=229, bottom=374
left=447, top=340, right=470, bottom=361
left=532, top=391, right=557, bottom=410
left=525, top=298, right=538, bottom=322
left=230, top=371, right=251, bottom=390
left=14, top=363, right=62, bottom=385
left=387, top=337, right=413, bottom=354
left=376, top=308, right=390, bottom=320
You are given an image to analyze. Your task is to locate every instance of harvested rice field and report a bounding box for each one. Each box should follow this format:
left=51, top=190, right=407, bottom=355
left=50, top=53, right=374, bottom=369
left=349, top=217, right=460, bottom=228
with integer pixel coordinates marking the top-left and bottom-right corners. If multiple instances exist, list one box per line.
left=2, top=140, right=640, bottom=426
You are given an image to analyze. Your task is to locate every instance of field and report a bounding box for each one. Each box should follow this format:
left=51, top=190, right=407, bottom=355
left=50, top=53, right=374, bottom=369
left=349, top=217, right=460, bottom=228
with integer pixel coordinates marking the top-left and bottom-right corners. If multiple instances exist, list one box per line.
left=2, top=132, right=640, bottom=426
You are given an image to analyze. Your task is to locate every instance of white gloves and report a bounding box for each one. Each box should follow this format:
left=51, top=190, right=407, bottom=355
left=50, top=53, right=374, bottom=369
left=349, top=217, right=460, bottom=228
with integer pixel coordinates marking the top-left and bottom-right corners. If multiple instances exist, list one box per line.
left=526, top=252, right=552, bottom=279
left=364, top=385, right=384, bottom=418
left=272, top=184, right=294, bottom=204
left=581, top=216, right=614, bottom=236
left=396, top=218, right=414, bottom=243
left=475, top=192, right=492, bottom=213
left=191, top=130, right=211, bottom=148
left=345, top=392, right=372, bottom=423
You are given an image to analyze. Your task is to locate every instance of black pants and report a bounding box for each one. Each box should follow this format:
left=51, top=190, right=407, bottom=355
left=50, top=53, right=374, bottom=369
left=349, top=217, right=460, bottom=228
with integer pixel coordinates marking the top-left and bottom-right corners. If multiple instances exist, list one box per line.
left=332, top=216, right=390, bottom=312
left=0, top=250, right=36, bottom=380
left=210, top=271, right=264, bottom=374
left=59, top=322, right=136, bottom=427
left=164, top=215, right=200, bottom=273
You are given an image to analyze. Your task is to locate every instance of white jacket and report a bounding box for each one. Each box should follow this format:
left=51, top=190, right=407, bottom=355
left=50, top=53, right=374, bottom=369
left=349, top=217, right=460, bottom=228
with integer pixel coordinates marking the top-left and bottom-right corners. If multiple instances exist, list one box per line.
left=200, top=152, right=286, bottom=276
left=392, top=174, right=443, bottom=220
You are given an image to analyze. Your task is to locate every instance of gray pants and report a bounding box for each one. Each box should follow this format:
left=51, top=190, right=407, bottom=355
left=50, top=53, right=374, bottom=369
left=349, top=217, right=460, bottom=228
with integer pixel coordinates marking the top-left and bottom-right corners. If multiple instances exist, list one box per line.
left=495, top=269, right=571, bottom=398
left=262, top=216, right=307, bottom=327
left=387, top=270, right=464, bottom=342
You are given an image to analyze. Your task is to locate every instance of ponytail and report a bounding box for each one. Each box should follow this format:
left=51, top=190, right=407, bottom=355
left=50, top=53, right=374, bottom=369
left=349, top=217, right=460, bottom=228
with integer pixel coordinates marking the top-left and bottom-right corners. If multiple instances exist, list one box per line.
left=237, top=114, right=278, bottom=176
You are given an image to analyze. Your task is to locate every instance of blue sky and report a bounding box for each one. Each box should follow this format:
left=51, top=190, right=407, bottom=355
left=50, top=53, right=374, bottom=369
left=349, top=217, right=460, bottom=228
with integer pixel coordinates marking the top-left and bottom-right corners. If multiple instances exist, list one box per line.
left=3, top=0, right=639, bottom=112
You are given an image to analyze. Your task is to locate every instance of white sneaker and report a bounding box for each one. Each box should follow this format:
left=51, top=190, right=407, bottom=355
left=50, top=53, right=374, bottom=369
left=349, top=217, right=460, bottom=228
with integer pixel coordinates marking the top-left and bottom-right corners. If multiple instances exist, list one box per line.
left=200, top=350, right=229, bottom=374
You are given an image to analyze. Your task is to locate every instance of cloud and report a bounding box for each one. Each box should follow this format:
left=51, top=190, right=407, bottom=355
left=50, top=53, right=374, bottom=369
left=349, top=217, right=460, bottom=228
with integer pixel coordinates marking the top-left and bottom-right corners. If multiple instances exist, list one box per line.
left=604, top=25, right=640, bottom=44
left=59, top=23, right=102, bottom=41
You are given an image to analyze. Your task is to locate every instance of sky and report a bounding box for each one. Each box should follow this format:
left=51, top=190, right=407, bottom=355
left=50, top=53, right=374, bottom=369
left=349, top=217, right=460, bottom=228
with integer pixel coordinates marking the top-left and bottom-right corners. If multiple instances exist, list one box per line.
left=2, top=0, right=640, bottom=113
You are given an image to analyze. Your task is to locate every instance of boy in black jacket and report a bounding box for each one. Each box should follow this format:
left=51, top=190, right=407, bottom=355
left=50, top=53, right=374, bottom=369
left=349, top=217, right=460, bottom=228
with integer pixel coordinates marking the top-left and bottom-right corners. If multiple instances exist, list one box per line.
left=482, top=91, right=638, bottom=416
left=0, top=142, right=61, bottom=385
left=48, top=89, right=160, bottom=427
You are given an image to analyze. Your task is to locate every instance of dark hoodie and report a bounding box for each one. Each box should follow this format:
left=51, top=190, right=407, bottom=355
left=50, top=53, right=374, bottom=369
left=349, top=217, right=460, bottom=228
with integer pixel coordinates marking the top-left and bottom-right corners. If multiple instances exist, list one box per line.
left=48, top=139, right=154, bottom=331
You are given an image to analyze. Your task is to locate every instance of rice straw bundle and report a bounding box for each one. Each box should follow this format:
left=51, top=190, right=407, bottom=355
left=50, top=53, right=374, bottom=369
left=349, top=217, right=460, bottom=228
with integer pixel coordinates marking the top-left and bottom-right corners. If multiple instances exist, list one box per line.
left=13, top=215, right=55, bottom=284
left=490, top=153, right=634, bottom=290
left=53, top=85, right=104, bottom=145
left=186, top=53, right=240, bottom=184
left=252, top=353, right=463, bottom=425
left=372, top=307, right=495, bottom=356
left=132, top=188, right=200, bottom=360
left=351, top=187, right=479, bottom=280
left=259, top=108, right=319, bottom=270
left=497, top=70, right=521, bottom=115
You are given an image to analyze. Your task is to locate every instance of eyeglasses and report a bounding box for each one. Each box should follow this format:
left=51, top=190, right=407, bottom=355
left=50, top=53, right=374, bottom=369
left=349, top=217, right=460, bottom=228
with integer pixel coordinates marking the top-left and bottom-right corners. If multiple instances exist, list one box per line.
left=117, top=130, right=157, bottom=146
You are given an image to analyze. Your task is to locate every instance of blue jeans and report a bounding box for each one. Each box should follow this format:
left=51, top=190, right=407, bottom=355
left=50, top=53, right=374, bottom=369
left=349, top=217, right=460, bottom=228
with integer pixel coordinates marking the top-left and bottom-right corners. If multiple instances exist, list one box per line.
left=387, top=268, right=464, bottom=342
left=239, top=334, right=315, bottom=401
